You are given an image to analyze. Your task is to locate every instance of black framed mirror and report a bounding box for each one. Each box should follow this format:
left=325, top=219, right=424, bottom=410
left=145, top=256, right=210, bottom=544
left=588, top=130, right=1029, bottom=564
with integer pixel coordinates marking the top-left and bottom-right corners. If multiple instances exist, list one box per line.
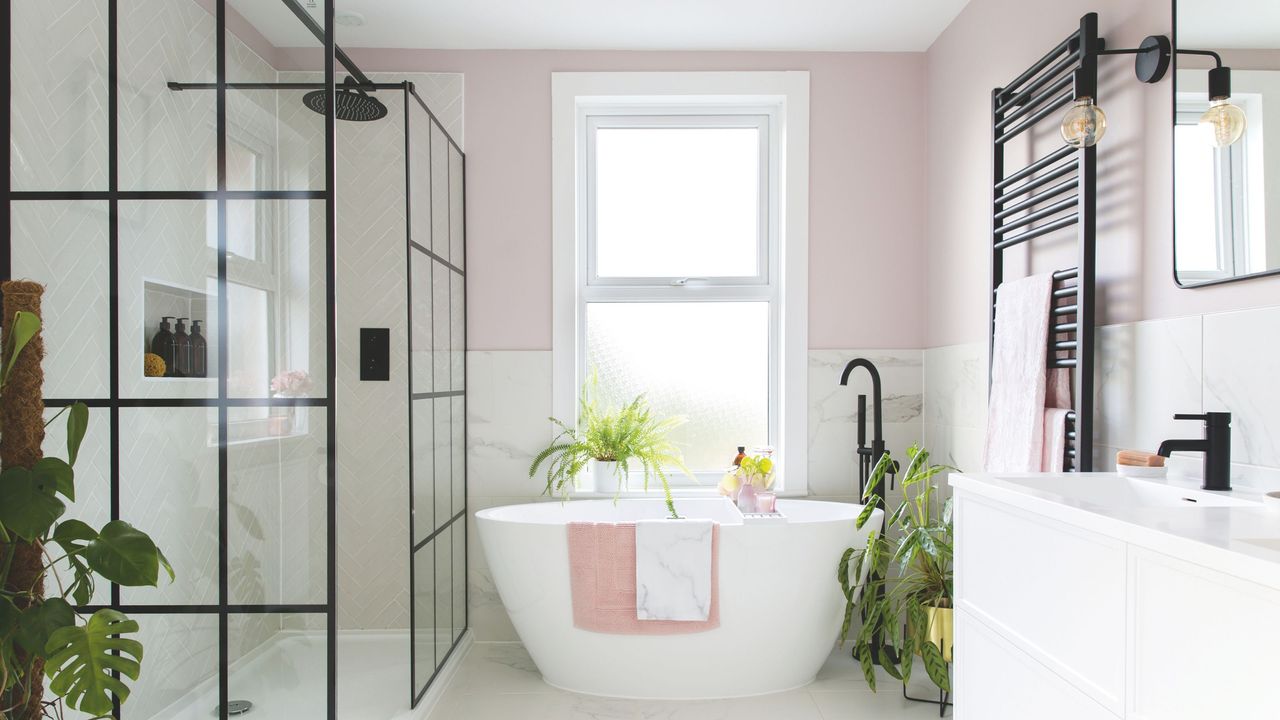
left=1173, top=0, right=1280, bottom=287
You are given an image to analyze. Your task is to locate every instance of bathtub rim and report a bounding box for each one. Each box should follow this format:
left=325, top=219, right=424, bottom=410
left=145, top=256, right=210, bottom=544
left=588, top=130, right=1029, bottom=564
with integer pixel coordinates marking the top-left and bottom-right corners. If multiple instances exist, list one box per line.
left=475, top=497, right=882, bottom=528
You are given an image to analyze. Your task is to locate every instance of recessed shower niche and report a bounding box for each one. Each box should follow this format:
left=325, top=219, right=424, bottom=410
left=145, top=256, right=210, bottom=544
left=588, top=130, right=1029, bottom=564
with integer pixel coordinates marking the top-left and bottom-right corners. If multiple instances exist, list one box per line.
left=143, top=278, right=212, bottom=380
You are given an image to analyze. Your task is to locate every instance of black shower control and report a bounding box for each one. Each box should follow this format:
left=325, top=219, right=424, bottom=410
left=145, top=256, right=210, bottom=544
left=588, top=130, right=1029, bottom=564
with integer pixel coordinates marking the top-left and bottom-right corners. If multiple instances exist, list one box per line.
left=360, top=328, right=390, bottom=381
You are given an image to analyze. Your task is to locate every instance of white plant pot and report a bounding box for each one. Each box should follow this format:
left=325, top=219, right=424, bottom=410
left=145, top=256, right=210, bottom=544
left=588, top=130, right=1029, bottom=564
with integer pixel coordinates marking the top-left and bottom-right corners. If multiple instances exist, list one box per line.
left=592, top=460, right=620, bottom=493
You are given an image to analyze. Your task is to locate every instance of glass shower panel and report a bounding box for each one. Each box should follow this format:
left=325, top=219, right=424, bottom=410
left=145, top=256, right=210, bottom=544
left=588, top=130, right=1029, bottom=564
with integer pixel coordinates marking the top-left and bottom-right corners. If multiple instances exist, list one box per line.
left=452, top=396, right=465, bottom=517
left=227, top=91, right=327, bottom=193
left=449, top=147, right=465, bottom=269
left=10, top=201, right=110, bottom=398
left=229, top=613, right=330, bottom=719
left=450, top=273, right=465, bottom=391
left=10, top=0, right=109, bottom=192
left=409, top=100, right=434, bottom=254
left=412, top=398, right=434, bottom=546
left=118, top=200, right=220, bottom=399
left=228, top=408, right=327, bottom=605
left=125, top=613, right=220, bottom=720
left=411, top=249, right=433, bottom=394
left=430, top=124, right=450, bottom=262
left=434, top=398, right=452, bottom=530
left=452, top=522, right=466, bottom=643
left=117, top=0, right=217, bottom=192
left=434, top=530, right=453, bottom=662
left=432, top=262, right=450, bottom=391
left=225, top=199, right=328, bottom=400
left=412, top=541, right=436, bottom=692
left=42, top=407, right=111, bottom=607
left=118, top=406, right=219, bottom=606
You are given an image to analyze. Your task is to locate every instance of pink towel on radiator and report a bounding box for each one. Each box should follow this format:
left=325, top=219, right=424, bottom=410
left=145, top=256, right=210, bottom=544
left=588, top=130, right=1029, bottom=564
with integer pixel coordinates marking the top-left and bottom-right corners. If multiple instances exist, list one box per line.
left=984, top=273, right=1079, bottom=473
left=567, top=522, right=720, bottom=635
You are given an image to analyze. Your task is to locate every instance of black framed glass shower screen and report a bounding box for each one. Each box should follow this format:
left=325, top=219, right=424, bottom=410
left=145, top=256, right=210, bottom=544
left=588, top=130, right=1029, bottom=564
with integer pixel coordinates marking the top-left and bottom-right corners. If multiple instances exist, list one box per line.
left=3, top=1, right=340, bottom=718
left=406, top=83, right=468, bottom=708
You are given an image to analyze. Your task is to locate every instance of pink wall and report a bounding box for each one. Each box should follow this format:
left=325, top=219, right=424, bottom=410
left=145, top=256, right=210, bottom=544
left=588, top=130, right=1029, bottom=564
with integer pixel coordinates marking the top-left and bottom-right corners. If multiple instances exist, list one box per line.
left=338, top=49, right=928, bottom=351
left=924, top=0, right=1280, bottom=348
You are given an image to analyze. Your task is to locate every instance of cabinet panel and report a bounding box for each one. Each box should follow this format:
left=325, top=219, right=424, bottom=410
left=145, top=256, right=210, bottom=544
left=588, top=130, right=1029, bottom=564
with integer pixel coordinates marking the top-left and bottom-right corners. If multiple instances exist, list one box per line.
left=956, top=609, right=1120, bottom=720
left=1129, top=549, right=1280, bottom=719
left=955, top=495, right=1126, bottom=711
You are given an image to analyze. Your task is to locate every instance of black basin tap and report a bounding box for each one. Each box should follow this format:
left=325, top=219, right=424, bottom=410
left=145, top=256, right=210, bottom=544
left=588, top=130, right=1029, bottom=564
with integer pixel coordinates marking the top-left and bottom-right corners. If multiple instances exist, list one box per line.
left=1157, top=412, right=1232, bottom=491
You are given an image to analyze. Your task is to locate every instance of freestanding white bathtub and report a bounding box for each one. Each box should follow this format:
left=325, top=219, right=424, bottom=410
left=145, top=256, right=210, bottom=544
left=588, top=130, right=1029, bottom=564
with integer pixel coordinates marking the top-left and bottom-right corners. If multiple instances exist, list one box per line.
left=476, top=497, right=882, bottom=699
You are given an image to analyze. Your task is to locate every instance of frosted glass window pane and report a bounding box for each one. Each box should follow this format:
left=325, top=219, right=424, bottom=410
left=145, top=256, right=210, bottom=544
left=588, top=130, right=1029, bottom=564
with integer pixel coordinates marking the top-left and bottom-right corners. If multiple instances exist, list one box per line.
left=1174, top=122, right=1222, bottom=272
left=594, top=127, right=760, bottom=278
left=586, top=302, right=769, bottom=471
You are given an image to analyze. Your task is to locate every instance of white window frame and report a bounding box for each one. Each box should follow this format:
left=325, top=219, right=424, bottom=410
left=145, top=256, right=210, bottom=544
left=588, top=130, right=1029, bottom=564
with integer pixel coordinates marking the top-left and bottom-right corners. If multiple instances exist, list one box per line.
left=551, top=71, right=809, bottom=496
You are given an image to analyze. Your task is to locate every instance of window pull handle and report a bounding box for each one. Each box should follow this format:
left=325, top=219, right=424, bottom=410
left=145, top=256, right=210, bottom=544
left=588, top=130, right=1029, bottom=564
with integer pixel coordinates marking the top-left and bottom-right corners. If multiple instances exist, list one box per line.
left=671, top=277, right=707, bottom=286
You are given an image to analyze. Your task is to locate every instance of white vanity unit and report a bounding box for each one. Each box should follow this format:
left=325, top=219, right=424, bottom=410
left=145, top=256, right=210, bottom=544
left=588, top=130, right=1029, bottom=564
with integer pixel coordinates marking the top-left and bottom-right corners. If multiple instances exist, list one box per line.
left=950, top=472, right=1280, bottom=720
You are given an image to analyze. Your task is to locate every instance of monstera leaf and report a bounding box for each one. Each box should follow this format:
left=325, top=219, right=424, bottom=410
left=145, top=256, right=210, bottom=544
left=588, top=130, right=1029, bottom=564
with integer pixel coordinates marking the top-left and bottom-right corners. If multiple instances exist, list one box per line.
left=45, top=609, right=143, bottom=716
left=15, top=598, right=75, bottom=656
left=83, top=521, right=170, bottom=587
left=0, top=465, right=66, bottom=540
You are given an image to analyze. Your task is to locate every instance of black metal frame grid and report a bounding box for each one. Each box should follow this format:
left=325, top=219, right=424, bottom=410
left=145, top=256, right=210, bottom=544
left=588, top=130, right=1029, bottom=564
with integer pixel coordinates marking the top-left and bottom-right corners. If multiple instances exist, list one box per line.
left=402, top=82, right=469, bottom=710
left=3, top=2, right=341, bottom=718
left=990, top=12, right=1098, bottom=472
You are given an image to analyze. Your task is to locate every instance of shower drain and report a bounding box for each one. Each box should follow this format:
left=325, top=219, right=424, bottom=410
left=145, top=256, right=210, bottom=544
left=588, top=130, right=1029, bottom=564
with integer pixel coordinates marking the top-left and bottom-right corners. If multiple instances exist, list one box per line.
left=214, top=700, right=254, bottom=716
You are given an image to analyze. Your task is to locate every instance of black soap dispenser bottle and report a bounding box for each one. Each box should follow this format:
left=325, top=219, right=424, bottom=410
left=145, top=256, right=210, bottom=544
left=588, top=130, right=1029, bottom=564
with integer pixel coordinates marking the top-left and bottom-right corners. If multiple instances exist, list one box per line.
left=190, top=320, right=207, bottom=378
left=173, top=318, right=192, bottom=378
left=152, top=317, right=176, bottom=377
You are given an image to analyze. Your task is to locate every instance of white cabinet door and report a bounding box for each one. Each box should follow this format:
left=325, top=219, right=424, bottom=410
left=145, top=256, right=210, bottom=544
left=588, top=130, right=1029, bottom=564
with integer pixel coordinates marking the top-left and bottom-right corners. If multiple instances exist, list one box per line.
left=955, top=494, right=1127, bottom=713
left=956, top=609, right=1120, bottom=720
left=1129, top=548, right=1280, bottom=720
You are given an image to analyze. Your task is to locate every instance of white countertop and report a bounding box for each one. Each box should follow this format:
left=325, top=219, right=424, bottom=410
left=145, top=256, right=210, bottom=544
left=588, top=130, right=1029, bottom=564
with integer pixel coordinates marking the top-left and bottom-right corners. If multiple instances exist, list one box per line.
left=951, top=471, right=1280, bottom=590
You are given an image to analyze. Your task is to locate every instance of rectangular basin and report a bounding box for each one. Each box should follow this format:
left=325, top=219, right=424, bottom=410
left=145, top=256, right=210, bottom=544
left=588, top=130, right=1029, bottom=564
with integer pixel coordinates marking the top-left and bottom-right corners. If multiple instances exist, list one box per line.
left=999, top=475, right=1258, bottom=510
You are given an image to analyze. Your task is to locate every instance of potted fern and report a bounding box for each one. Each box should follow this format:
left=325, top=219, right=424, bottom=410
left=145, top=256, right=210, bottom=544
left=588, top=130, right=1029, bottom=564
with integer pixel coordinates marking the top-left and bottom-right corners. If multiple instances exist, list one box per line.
left=837, top=444, right=954, bottom=704
left=529, top=381, right=689, bottom=519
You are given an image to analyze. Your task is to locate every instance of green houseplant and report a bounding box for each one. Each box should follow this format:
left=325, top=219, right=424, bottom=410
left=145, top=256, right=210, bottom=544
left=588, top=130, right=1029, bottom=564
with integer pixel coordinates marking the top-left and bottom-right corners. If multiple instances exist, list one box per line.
left=1, top=304, right=173, bottom=720
left=837, top=444, right=954, bottom=696
left=528, top=380, right=689, bottom=519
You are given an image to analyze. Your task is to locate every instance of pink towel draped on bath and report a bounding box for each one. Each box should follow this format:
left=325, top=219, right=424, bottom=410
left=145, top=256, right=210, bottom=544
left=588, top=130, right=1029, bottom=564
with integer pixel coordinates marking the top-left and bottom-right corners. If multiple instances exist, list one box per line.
left=567, top=522, right=720, bottom=635
left=984, top=273, right=1077, bottom=473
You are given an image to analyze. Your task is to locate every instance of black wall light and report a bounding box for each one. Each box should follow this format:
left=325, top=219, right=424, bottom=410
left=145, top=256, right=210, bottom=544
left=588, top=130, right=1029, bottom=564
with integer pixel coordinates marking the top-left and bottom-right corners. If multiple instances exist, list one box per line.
left=1060, top=34, right=1245, bottom=148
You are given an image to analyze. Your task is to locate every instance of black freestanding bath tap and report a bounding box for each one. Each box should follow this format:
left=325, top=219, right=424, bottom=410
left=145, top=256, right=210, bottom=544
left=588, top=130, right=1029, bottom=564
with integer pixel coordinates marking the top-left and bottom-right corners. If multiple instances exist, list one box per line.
left=839, top=358, right=895, bottom=501
left=1157, top=412, right=1232, bottom=491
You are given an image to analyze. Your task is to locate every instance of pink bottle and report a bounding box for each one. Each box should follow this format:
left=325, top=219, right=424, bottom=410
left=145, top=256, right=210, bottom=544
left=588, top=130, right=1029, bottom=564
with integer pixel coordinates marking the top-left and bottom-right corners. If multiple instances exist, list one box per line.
left=737, top=482, right=758, bottom=513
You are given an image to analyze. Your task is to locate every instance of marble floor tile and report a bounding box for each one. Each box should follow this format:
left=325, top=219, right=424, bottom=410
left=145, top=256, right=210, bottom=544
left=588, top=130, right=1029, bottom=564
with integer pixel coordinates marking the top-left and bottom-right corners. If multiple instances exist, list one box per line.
left=427, top=643, right=947, bottom=719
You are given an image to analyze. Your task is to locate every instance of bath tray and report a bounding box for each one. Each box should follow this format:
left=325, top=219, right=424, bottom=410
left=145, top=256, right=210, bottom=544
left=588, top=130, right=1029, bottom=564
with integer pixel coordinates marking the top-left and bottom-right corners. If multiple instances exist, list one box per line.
left=736, top=510, right=788, bottom=525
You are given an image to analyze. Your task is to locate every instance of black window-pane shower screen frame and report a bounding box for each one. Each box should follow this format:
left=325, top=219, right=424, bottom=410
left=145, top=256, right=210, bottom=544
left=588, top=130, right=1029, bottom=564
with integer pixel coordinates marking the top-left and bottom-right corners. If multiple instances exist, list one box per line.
left=404, top=83, right=469, bottom=709
left=2, top=2, right=341, bottom=719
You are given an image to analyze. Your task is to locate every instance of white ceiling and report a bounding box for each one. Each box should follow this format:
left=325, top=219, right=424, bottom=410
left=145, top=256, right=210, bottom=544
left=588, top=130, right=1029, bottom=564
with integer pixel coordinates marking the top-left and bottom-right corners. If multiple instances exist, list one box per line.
left=1179, top=0, right=1280, bottom=49
left=230, top=0, right=972, bottom=52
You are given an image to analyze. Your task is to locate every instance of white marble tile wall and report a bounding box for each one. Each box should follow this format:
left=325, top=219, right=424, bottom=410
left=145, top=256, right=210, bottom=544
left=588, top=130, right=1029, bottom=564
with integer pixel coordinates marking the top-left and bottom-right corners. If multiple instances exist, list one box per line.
left=467, top=349, right=925, bottom=641
left=922, top=342, right=988, bottom=476
left=925, top=304, right=1280, bottom=491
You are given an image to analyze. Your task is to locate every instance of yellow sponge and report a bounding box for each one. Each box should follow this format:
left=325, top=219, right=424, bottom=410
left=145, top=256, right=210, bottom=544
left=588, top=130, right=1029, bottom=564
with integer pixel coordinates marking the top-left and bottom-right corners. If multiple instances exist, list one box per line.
left=143, top=353, right=167, bottom=378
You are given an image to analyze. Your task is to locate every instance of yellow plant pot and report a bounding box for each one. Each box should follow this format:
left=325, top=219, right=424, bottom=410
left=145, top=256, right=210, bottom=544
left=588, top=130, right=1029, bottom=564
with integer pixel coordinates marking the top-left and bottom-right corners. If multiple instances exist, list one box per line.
left=925, top=605, right=954, bottom=663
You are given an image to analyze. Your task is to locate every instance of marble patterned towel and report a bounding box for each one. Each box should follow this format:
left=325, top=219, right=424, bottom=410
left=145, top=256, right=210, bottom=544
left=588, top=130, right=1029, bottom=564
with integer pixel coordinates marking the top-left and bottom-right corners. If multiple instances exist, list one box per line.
left=567, top=522, right=720, bottom=634
left=635, top=519, right=715, bottom=621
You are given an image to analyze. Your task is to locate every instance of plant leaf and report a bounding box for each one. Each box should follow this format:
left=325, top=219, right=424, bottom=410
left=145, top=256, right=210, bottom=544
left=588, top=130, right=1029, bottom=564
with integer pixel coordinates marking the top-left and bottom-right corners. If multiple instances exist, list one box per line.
left=2, top=310, right=41, bottom=387
left=84, top=521, right=161, bottom=587
left=66, top=402, right=90, bottom=467
left=879, top=644, right=903, bottom=681
left=0, top=466, right=67, bottom=540
left=45, top=609, right=144, bottom=716
left=854, top=500, right=879, bottom=531
left=920, top=640, right=951, bottom=692
left=856, top=643, right=877, bottom=693
left=16, top=598, right=76, bottom=656
left=33, top=457, right=75, bottom=503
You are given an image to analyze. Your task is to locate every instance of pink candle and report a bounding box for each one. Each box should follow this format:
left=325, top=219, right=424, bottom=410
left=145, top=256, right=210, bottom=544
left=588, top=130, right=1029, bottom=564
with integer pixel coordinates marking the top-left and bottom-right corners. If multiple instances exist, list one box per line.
left=756, top=492, right=777, bottom=513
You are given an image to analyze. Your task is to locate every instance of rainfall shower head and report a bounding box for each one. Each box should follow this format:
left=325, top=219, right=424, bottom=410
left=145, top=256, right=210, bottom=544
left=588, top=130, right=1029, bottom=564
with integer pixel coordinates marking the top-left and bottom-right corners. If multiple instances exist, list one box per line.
left=303, top=77, right=388, bottom=122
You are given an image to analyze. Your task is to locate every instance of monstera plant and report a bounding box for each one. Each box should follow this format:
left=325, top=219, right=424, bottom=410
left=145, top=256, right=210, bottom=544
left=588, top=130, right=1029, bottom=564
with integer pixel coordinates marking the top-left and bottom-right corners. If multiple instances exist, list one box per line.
left=1, top=305, right=173, bottom=720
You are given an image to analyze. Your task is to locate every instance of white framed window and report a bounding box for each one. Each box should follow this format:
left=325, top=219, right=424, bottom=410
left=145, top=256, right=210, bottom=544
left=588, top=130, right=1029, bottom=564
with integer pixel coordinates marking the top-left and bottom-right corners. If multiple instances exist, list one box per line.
left=552, top=72, right=809, bottom=495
